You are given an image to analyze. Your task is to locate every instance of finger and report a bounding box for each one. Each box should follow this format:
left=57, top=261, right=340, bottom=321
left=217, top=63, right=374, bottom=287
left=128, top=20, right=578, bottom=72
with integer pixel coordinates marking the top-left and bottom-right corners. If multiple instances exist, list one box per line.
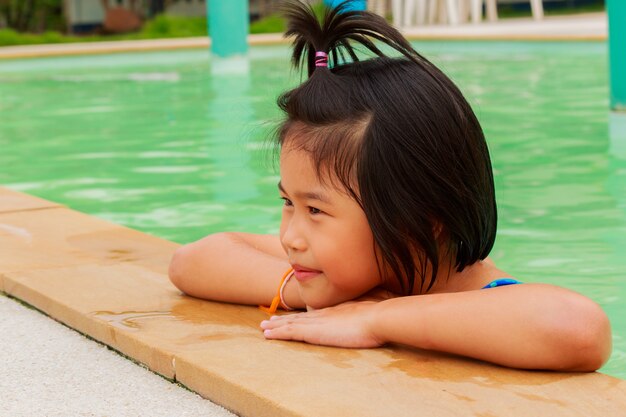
left=261, top=313, right=321, bottom=329
left=260, top=316, right=304, bottom=330
left=263, top=323, right=309, bottom=342
left=269, top=313, right=301, bottom=321
left=260, top=319, right=284, bottom=330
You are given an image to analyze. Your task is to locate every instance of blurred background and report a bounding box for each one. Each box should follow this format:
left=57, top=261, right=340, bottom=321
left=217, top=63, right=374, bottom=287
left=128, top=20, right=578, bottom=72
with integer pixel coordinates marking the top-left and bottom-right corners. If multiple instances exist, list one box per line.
left=0, top=0, right=606, bottom=46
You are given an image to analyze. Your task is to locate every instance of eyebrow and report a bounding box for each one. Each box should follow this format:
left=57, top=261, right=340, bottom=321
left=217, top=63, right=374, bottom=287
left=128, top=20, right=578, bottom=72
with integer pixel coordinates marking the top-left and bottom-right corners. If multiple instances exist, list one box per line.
left=278, top=181, right=331, bottom=204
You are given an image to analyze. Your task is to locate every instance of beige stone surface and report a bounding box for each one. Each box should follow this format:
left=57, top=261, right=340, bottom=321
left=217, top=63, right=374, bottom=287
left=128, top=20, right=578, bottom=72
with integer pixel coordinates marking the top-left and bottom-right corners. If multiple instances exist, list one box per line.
left=176, top=345, right=626, bottom=417
left=0, top=205, right=177, bottom=274
left=0, top=35, right=286, bottom=60
left=0, top=187, right=61, bottom=213
left=1, top=187, right=625, bottom=417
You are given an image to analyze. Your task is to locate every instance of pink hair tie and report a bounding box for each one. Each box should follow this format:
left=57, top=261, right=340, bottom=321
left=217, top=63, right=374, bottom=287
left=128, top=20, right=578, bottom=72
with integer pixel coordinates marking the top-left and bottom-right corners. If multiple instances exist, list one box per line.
left=315, top=51, right=329, bottom=68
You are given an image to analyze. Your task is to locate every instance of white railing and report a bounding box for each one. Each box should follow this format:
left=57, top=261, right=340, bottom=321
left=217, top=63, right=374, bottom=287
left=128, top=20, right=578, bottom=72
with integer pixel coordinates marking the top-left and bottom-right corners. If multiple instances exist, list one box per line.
left=369, top=0, right=544, bottom=26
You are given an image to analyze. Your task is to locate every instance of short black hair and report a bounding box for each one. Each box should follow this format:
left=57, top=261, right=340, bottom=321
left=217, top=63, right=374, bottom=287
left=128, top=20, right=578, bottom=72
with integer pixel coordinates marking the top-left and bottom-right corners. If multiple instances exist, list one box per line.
left=276, top=1, right=497, bottom=295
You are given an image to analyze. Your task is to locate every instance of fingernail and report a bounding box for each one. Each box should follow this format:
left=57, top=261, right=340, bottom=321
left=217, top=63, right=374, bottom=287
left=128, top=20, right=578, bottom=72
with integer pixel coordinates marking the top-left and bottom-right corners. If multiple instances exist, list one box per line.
left=270, top=315, right=280, bottom=320
left=263, top=329, right=271, bottom=337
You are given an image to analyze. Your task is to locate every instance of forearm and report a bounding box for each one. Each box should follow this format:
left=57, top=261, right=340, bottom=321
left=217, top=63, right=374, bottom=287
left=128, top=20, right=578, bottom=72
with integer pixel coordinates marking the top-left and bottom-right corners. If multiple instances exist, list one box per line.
left=169, top=233, right=303, bottom=308
left=371, top=284, right=611, bottom=371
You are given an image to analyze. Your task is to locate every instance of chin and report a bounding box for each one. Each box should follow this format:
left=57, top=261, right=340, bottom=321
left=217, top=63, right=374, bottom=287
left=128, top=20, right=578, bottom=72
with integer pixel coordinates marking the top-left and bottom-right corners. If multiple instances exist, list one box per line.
left=302, top=295, right=343, bottom=310
left=299, top=286, right=351, bottom=310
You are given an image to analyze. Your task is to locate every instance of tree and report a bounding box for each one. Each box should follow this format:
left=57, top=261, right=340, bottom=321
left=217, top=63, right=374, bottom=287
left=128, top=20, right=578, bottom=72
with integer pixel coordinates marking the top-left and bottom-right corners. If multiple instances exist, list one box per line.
left=0, top=0, right=63, bottom=32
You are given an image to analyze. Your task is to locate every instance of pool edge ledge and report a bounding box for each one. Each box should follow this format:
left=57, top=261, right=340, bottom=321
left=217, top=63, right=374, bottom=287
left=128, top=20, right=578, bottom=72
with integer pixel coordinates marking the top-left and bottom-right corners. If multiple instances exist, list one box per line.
left=1, top=187, right=625, bottom=417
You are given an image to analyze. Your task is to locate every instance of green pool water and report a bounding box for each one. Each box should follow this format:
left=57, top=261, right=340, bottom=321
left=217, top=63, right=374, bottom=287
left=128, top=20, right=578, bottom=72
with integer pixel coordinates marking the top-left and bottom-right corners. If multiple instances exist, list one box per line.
left=1, top=42, right=625, bottom=378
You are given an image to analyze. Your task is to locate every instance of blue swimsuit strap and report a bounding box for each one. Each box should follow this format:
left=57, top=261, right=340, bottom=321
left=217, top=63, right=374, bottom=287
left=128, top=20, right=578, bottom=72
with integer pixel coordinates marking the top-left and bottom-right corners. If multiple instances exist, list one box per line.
left=482, top=278, right=522, bottom=289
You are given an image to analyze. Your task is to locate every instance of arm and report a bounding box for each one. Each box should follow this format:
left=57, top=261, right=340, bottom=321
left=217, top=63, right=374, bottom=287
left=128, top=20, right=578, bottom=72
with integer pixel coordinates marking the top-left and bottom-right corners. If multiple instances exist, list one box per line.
left=169, top=232, right=304, bottom=308
left=373, top=284, right=611, bottom=371
left=261, top=284, right=611, bottom=371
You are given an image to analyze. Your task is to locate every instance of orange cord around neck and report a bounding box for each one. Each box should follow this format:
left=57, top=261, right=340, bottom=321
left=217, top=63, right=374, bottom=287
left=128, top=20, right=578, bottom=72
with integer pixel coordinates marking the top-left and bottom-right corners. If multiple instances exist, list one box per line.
left=259, top=267, right=294, bottom=314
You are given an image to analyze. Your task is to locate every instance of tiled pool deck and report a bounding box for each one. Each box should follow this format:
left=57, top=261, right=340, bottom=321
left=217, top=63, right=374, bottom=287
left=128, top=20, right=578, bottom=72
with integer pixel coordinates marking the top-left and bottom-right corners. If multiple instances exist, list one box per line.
left=1, top=187, right=625, bottom=416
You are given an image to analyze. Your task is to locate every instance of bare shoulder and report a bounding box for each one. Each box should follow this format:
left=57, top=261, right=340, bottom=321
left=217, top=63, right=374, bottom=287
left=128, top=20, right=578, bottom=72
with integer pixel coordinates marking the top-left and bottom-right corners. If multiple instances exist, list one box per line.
left=477, top=257, right=516, bottom=287
left=442, top=257, right=517, bottom=293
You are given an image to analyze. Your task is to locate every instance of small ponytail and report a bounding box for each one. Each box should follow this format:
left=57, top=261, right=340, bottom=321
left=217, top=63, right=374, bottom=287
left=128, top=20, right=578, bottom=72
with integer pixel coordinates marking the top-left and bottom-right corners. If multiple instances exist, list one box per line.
left=282, top=0, right=420, bottom=76
left=278, top=1, right=443, bottom=124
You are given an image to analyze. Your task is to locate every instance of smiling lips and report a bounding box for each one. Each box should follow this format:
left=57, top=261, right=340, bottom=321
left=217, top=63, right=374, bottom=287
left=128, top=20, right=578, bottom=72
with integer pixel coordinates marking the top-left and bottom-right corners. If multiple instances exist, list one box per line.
left=291, top=264, right=322, bottom=282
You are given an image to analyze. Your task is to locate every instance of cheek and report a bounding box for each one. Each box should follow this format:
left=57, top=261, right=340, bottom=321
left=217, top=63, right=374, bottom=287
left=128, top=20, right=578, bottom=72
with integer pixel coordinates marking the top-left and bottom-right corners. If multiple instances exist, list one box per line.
left=352, top=219, right=377, bottom=259
left=278, top=214, right=289, bottom=251
left=354, top=227, right=381, bottom=277
left=332, top=225, right=380, bottom=284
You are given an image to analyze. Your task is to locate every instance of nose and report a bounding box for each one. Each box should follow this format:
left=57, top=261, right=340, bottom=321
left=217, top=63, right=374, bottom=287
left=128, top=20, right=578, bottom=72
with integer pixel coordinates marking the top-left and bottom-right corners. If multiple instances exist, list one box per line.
left=280, top=215, right=307, bottom=253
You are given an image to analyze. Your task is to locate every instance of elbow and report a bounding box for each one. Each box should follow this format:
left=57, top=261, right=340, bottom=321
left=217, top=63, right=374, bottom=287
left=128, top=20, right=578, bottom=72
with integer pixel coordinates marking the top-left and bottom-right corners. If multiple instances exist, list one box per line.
left=168, top=244, right=190, bottom=294
left=168, top=232, right=235, bottom=297
left=572, top=305, right=612, bottom=372
left=556, top=298, right=612, bottom=372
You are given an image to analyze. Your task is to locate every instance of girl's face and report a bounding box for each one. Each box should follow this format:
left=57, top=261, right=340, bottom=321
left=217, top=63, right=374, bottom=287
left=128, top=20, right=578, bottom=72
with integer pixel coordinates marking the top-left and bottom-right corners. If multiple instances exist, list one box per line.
left=279, top=146, right=383, bottom=309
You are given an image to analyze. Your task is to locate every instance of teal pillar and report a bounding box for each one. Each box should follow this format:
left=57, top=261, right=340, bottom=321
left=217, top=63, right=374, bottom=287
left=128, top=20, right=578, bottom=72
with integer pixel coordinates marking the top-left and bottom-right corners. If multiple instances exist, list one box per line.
left=208, top=0, right=248, bottom=57
left=608, top=0, right=626, bottom=111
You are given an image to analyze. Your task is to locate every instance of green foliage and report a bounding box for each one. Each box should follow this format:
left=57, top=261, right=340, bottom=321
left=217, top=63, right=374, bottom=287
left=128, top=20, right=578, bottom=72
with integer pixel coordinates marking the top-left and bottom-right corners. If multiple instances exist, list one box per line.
left=311, top=1, right=328, bottom=20
left=250, top=14, right=285, bottom=34
left=39, top=29, right=64, bottom=43
left=0, top=28, right=80, bottom=45
left=249, top=1, right=325, bottom=34
left=0, top=14, right=210, bottom=46
left=0, top=28, right=20, bottom=46
left=141, top=14, right=207, bottom=38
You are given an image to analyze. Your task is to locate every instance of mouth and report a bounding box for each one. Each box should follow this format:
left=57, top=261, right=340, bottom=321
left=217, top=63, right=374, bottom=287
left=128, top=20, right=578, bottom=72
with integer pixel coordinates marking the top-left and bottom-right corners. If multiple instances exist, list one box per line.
left=291, top=264, right=322, bottom=282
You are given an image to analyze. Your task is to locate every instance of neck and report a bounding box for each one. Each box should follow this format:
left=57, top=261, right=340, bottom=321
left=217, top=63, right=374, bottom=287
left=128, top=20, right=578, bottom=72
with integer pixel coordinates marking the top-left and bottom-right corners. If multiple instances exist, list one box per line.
left=382, top=256, right=497, bottom=296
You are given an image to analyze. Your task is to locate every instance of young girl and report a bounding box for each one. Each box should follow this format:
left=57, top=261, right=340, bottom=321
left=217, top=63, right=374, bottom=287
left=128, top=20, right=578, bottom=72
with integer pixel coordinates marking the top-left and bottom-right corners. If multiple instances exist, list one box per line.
left=169, top=1, right=611, bottom=371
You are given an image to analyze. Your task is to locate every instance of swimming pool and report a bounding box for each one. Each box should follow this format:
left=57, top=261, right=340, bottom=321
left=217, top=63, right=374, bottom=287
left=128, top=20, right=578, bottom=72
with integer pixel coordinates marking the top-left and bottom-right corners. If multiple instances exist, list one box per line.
left=1, top=42, right=624, bottom=378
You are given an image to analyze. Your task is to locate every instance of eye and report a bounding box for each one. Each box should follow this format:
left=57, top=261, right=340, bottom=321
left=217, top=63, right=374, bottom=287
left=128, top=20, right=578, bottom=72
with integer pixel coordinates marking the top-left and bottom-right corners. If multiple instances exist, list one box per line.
left=308, top=206, right=322, bottom=215
left=280, top=197, right=293, bottom=207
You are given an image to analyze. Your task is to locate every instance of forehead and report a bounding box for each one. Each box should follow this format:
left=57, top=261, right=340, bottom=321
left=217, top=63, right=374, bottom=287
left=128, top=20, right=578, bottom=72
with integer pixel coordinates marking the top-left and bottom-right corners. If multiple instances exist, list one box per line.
left=280, top=119, right=363, bottom=179
left=279, top=147, right=321, bottom=185
left=279, top=142, right=358, bottom=192
left=279, top=147, right=355, bottom=199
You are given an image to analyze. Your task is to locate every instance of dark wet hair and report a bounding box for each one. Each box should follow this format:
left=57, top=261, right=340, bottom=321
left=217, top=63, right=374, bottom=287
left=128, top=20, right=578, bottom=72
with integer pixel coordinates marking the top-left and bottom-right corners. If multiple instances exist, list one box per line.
left=277, top=1, right=497, bottom=295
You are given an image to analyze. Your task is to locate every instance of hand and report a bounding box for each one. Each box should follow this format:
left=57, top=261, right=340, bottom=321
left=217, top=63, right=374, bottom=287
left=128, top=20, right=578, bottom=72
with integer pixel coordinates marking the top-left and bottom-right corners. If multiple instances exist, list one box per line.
left=259, top=301, right=385, bottom=348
